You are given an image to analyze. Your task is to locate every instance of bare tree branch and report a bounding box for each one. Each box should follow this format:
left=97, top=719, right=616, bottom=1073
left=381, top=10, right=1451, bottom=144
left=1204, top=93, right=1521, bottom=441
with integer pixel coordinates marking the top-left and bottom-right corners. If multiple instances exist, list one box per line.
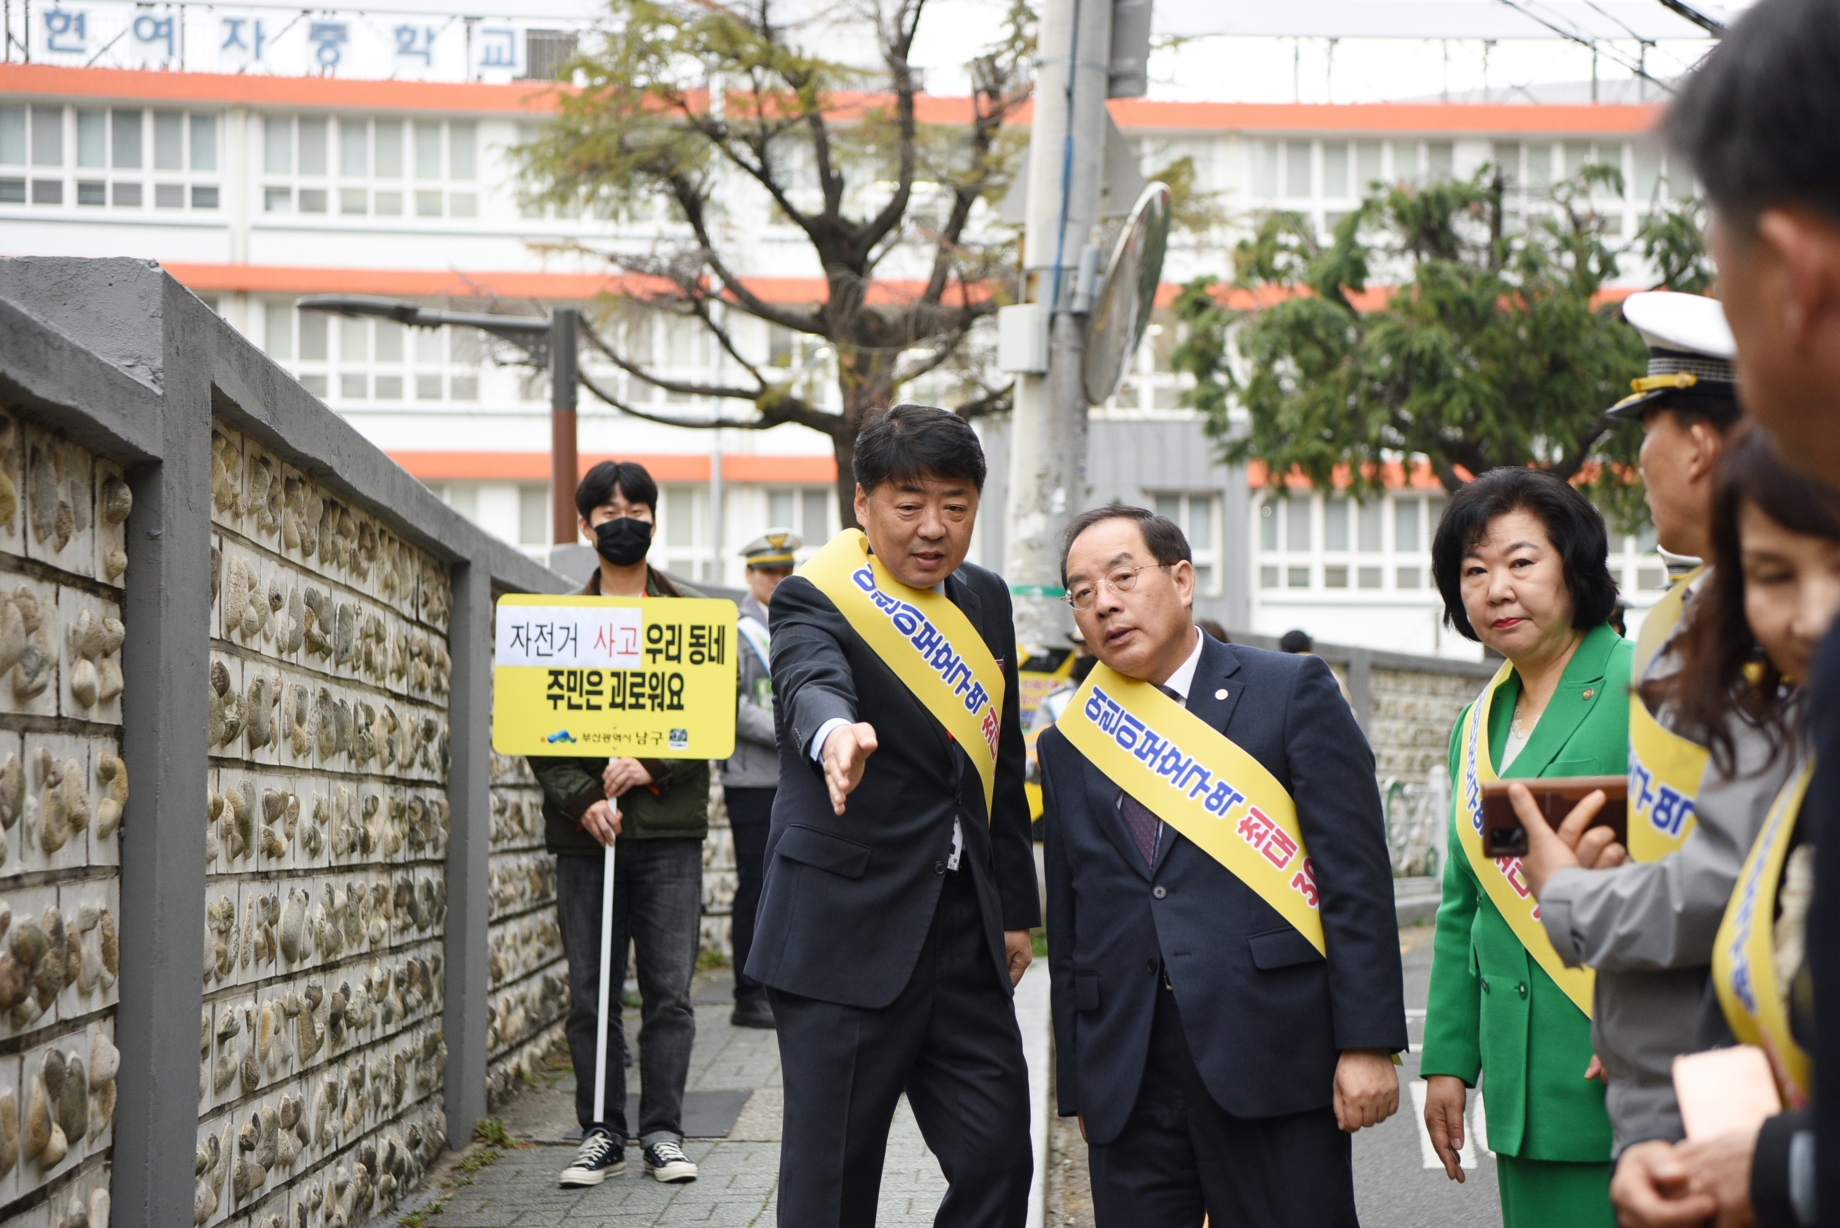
left=579, top=322, right=765, bottom=401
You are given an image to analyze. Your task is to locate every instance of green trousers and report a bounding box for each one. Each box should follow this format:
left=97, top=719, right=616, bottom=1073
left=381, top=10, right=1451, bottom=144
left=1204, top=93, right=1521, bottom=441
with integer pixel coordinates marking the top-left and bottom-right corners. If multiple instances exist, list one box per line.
left=1496, top=1155, right=1615, bottom=1228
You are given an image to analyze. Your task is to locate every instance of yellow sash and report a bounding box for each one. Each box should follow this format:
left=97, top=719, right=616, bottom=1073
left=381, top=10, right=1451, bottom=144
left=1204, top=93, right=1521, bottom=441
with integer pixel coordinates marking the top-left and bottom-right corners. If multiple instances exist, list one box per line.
left=1057, top=663, right=1325, bottom=953
left=798, top=530, right=1004, bottom=814
left=1628, top=567, right=1711, bottom=861
left=1712, top=756, right=1815, bottom=1106
left=1456, top=662, right=1596, bottom=1017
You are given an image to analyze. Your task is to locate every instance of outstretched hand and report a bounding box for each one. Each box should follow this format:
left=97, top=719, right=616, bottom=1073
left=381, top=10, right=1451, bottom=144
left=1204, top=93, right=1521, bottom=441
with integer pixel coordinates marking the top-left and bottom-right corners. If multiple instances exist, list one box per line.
left=1509, top=782, right=1626, bottom=900
left=821, top=722, right=879, bottom=815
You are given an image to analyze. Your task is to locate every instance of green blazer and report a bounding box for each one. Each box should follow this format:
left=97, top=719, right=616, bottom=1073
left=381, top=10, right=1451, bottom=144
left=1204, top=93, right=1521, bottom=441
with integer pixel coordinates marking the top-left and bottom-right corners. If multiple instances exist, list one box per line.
left=1420, top=622, right=1632, bottom=1163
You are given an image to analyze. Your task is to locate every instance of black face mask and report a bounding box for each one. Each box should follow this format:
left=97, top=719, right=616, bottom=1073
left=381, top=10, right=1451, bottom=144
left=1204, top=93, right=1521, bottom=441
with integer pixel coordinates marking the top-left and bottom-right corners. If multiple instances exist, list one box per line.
left=595, top=517, right=654, bottom=567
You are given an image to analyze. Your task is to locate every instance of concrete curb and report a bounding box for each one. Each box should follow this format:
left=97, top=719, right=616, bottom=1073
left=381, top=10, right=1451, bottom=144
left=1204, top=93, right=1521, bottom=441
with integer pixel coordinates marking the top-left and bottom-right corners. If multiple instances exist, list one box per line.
left=1015, top=961, right=1052, bottom=1228
left=1396, top=876, right=1442, bottom=926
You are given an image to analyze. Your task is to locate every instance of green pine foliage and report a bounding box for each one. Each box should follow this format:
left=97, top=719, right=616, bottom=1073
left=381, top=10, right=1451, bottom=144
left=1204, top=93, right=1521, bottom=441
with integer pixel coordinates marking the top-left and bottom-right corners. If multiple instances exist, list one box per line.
left=1173, top=165, right=1711, bottom=533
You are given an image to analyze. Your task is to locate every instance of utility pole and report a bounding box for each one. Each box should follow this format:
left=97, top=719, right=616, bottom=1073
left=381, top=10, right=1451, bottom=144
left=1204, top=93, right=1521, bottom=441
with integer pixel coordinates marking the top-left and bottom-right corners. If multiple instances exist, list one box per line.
left=1004, top=0, right=1114, bottom=649
left=549, top=306, right=579, bottom=545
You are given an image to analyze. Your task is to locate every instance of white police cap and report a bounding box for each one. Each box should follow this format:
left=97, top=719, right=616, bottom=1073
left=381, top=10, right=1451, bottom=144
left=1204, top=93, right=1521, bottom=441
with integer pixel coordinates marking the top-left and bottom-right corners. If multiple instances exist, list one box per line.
left=1607, top=291, right=1740, bottom=422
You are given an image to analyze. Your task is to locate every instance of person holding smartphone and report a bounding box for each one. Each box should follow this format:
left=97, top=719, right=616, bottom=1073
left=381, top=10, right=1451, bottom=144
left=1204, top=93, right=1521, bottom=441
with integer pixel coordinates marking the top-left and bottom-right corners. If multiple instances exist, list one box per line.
left=1518, top=427, right=1840, bottom=1228
left=1419, top=468, right=1630, bottom=1227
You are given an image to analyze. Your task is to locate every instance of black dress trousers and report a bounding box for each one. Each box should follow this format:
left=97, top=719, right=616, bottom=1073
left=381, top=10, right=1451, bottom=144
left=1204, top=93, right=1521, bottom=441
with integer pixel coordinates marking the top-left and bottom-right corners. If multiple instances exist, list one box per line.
left=771, top=866, right=1032, bottom=1228
left=1086, top=981, right=1358, bottom=1228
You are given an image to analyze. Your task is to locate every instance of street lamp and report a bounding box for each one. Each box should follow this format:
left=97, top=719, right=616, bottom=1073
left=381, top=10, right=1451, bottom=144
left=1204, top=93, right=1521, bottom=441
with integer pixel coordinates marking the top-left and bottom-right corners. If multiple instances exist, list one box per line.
left=296, top=295, right=580, bottom=546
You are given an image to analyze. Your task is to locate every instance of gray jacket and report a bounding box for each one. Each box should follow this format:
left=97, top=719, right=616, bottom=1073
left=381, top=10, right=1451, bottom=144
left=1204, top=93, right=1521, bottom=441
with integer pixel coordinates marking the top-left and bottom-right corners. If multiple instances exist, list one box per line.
left=1541, top=707, right=1794, bottom=1154
left=722, top=592, right=779, bottom=787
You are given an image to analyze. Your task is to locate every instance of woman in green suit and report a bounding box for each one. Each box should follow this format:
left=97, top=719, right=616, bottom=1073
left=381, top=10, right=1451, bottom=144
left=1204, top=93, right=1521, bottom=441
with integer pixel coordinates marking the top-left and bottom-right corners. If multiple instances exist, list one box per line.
left=1420, top=468, right=1631, bottom=1227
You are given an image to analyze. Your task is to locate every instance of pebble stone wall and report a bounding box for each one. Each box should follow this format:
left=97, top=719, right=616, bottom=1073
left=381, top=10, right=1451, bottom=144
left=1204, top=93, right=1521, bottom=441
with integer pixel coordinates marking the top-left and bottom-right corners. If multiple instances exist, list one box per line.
left=196, top=423, right=454, bottom=1228
left=0, top=411, right=131, bottom=1228
left=1368, top=666, right=1491, bottom=784
left=483, top=751, right=565, bottom=1109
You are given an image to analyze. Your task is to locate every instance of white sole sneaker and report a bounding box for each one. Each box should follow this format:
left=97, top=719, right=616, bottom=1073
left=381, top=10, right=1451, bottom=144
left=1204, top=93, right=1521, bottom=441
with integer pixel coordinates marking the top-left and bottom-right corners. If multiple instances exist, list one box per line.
left=644, top=1156, right=698, bottom=1183
left=559, top=1158, right=626, bottom=1186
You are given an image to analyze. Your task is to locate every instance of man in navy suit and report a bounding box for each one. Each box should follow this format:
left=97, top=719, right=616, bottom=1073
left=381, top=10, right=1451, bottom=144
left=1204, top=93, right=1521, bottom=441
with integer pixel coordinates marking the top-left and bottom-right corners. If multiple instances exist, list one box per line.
left=1039, top=504, right=1406, bottom=1228
left=751, top=404, right=1038, bottom=1227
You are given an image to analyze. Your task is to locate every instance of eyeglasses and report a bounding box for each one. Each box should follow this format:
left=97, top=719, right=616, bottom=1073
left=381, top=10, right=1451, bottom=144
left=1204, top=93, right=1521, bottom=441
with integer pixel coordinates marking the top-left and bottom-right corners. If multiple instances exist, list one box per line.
left=1064, top=564, right=1169, bottom=611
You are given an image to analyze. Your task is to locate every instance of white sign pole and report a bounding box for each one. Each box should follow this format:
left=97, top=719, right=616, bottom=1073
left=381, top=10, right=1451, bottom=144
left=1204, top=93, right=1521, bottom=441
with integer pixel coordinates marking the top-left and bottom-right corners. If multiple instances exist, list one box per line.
left=590, top=826, right=617, bottom=1127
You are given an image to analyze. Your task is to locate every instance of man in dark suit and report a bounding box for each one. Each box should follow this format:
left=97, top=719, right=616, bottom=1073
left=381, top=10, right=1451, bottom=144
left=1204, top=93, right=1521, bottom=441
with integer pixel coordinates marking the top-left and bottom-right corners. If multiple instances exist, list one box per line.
left=749, top=403, right=1039, bottom=1227
left=1039, top=504, right=1406, bottom=1228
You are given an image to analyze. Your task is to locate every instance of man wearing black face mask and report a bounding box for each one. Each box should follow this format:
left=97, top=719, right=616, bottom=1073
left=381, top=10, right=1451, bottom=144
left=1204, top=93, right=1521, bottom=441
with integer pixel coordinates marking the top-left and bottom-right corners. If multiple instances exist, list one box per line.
left=529, top=460, right=711, bottom=1190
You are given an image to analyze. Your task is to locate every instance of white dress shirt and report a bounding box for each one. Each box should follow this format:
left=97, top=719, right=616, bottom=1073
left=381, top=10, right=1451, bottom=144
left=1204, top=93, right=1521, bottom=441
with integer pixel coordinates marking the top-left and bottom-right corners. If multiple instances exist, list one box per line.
left=1113, top=625, right=1207, bottom=856
left=809, top=582, right=967, bottom=869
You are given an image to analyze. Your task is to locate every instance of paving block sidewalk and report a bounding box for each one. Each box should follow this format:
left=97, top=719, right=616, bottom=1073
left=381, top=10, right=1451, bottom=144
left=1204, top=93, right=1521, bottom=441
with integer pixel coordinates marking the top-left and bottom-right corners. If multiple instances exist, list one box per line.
left=417, top=965, right=1049, bottom=1228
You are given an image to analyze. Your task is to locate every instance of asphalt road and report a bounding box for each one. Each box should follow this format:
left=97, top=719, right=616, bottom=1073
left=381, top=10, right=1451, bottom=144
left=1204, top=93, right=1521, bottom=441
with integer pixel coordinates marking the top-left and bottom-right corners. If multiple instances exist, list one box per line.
left=1045, top=925, right=1505, bottom=1228
left=1351, top=925, right=1504, bottom=1228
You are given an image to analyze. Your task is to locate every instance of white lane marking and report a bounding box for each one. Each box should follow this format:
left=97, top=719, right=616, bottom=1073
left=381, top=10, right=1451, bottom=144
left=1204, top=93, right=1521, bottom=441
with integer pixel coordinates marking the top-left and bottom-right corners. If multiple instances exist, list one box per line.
left=1408, top=1080, right=1487, bottom=1170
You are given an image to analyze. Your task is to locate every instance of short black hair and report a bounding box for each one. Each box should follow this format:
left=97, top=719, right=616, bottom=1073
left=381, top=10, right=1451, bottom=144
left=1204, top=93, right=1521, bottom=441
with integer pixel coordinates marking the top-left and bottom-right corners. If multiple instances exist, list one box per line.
left=1059, top=504, right=1191, bottom=588
left=1430, top=468, right=1619, bottom=642
left=1278, top=629, right=1313, bottom=654
left=1666, top=0, right=1840, bottom=230
left=853, top=403, right=987, bottom=495
left=576, top=460, right=658, bottom=519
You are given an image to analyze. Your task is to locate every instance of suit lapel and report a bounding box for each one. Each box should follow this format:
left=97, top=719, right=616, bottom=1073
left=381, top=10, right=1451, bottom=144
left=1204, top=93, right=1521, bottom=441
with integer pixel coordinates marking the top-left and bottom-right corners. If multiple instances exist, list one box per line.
left=1502, top=625, right=1615, bottom=778
left=1149, top=636, right=1243, bottom=875
left=1089, top=757, right=1155, bottom=880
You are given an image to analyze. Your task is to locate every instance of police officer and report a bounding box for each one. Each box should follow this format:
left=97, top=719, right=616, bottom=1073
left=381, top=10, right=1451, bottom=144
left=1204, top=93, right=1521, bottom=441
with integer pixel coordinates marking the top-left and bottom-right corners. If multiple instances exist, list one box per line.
left=724, top=529, right=801, bottom=1029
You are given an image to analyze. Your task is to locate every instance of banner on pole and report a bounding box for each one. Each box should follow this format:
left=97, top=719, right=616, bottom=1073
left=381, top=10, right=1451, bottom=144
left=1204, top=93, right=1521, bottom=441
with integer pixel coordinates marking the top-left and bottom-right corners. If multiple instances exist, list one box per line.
left=492, top=594, right=738, bottom=758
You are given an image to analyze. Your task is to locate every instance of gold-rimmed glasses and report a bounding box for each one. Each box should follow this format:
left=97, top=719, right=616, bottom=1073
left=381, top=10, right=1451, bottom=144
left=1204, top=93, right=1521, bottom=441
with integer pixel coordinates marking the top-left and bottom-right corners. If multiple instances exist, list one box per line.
left=1065, top=563, right=1169, bottom=611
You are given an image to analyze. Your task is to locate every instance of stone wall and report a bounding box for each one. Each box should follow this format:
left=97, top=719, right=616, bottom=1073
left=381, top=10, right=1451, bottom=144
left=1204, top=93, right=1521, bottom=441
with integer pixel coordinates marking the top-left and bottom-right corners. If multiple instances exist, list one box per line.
left=483, top=752, right=565, bottom=1109
left=194, top=423, right=454, bottom=1228
left=0, top=411, right=129, bottom=1227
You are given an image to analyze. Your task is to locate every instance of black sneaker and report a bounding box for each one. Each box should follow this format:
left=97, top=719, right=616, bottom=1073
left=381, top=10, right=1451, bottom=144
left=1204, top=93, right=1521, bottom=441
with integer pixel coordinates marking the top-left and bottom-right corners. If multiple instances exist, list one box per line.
left=730, top=999, right=776, bottom=1029
left=559, top=1127, right=624, bottom=1186
left=643, top=1138, right=698, bottom=1183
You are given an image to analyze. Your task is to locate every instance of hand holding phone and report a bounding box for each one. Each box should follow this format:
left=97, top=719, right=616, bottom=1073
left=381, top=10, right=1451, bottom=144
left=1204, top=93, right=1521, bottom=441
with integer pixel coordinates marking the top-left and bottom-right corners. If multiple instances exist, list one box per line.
left=1480, top=776, right=1627, bottom=857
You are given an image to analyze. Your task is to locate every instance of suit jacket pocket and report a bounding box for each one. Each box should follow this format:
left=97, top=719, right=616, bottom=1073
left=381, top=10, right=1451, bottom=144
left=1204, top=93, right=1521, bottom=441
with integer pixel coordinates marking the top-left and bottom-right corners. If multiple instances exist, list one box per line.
left=776, top=824, right=873, bottom=880
left=1074, top=971, right=1100, bottom=1012
left=1248, top=926, right=1325, bottom=971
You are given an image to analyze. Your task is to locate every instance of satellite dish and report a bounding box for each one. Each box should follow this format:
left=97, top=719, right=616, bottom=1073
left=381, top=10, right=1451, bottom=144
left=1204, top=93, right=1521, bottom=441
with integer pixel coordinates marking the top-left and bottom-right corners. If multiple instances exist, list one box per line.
left=1082, top=181, right=1172, bottom=406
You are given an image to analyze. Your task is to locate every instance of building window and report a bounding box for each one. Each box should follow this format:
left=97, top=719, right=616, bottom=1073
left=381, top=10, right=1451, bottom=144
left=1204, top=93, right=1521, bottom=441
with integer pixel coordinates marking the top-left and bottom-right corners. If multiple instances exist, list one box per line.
left=766, top=487, right=832, bottom=545
left=3, top=104, right=218, bottom=211
left=261, top=300, right=476, bottom=408
left=263, top=113, right=477, bottom=218
left=1154, top=493, right=1222, bottom=595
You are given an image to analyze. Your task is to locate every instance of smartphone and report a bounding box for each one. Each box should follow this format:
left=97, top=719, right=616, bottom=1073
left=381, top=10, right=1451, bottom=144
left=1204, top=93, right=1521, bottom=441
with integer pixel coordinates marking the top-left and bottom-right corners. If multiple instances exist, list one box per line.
left=1479, top=776, right=1627, bottom=858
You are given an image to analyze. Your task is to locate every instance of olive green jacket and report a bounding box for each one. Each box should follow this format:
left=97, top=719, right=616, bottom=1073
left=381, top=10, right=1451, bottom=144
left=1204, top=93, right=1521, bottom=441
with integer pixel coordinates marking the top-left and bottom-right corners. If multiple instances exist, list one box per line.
left=1420, top=622, right=1632, bottom=1162
left=528, top=567, right=712, bottom=855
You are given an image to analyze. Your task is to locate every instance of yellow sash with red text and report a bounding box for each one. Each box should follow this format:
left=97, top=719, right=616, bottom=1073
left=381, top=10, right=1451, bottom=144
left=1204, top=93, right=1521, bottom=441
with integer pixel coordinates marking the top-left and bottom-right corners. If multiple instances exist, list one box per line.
left=798, top=530, right=1004, bottom=815
left=1457, top=662, right=1596, bottom=1017
left=1712, top=756, right=1815, bottom=1106
left=1058, top=663, right=1325, bottom=953
left=1628, top=567, right=1711, bottom=861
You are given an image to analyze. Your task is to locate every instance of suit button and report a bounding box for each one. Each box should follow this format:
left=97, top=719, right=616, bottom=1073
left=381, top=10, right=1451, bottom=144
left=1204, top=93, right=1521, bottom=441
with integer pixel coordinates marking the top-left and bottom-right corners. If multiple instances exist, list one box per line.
left=1481, top=977, right=1491, bottom=994
left=1146, top=959, right=1158, bottom=974
left=934, top=861, right=946, bottom=875
left=1152, top=885, right=1167, bottom=899
left=1518, top=982, right=1528, bottom=999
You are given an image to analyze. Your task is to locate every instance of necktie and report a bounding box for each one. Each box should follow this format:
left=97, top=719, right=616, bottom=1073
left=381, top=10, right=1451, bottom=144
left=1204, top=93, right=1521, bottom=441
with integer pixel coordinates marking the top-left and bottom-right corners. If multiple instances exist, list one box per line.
left=1118, top=684, right=1180, bottom=870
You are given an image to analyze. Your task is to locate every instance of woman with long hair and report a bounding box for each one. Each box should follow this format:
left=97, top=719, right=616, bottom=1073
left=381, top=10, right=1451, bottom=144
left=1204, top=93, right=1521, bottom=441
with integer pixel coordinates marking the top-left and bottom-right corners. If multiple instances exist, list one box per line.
left=1606, top=427, right=1840, bottom=1226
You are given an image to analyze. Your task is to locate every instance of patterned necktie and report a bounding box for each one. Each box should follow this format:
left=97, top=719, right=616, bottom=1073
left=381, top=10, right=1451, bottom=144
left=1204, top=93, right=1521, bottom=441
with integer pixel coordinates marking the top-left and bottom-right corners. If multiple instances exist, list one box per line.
left=1117, top=684, right=1180, bottom=869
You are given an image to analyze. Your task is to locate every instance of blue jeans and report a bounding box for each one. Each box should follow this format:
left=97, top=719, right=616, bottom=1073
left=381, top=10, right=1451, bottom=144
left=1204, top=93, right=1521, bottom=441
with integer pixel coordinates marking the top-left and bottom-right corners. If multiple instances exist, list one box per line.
left=556, top=838, right=702, bottom=1146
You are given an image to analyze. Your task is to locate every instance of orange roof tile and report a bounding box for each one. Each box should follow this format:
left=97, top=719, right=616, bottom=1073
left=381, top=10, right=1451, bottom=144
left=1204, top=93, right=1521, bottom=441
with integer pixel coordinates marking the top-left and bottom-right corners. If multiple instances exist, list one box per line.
left=392, top=450, right=834, bottom=482
left=0, top=65, right=1661, bottom=137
